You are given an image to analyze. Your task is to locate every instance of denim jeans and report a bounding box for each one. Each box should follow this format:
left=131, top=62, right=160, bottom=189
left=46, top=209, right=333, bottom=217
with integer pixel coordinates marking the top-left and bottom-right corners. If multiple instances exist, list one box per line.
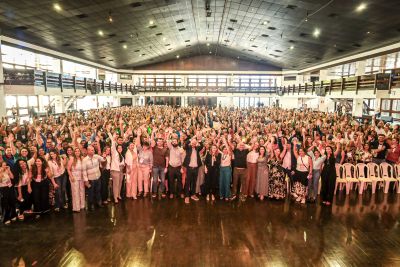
left=152, top=166, right=166, bottom=193
left=87, top=178, right=101, bottom=207
left=308, top=169, right=321, bottom=200
left=219, top=166, right=232, bottom=198
left=54, top=172, right=67, bottom=209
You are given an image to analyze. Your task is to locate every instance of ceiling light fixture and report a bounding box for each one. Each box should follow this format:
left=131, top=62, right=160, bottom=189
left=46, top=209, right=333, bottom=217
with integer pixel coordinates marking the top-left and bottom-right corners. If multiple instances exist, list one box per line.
left=176, top=55, right=180, bottom=59
left=290, top=45, right=294, bottom=50
left=356, top=3, right=367, bottom=12
left=313, top=28, right=321, bottom=37
left=123, top=44, right=127, bottom=49
left=207, top=43, right=210, bottom=46
left=98, top=30, right=104, bottom=36
left=162, top=37, right=167, bottom=41
left=108, top=11, right=113, bottom=23
left=149, top=20, right=154, bottom=25
left=250, top=38, right=255, bottom=41
left=209, top=51, right=212, bottom=54
left=261, top=21, right=268, bottom=25
left=53, top=3, right=62, bottom=11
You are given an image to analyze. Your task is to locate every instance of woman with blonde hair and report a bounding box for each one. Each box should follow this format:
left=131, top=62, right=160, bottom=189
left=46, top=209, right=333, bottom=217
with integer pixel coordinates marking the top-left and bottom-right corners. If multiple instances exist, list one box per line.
left=67, top=148, right=85, bottom=212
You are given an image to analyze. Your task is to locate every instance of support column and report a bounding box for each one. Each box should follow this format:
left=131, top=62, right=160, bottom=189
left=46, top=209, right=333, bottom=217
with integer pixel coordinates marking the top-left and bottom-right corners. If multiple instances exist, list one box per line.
left=352, top=98, right=364, bottom=117
left=53, top=95, right=65, bottom=114
left=319, top=69, right=328, bottom=81
left=0, top=36, right=6, bottom=118
left=355, top=60, right=366, bottom=76
left=181, top=96, right=187, bottom=107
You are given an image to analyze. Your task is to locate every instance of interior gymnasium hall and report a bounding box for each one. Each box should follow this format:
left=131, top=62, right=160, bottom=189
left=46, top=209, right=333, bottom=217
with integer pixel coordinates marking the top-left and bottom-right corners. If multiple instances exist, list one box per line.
left=0, top=0, right=400, bottom=266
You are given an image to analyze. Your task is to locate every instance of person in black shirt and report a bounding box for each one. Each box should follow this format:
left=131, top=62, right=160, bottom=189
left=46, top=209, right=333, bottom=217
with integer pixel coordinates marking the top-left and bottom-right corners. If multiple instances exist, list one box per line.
left=371, top=134, right=390, bottom=164
left=230, top=142, right=249, bottom=201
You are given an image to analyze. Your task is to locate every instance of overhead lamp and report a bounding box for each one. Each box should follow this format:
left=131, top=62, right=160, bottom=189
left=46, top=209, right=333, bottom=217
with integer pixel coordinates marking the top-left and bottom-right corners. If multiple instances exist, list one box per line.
left=176, top=55, right=180, bottom=59
left=209, top=51, right=212, bottom=54
left=261, top=21, right=268, bottom=25
left=250, top=38, right=255, bottom=41
left=207, top=43, right=210, bottom=46
left=356, top=3, right=367, bottom=12
left=313, top=28, right=320, bottom=37
left=290, top=45, right=294, bottom=50
left=108, top=11, right=113, bottom=23
left=149, top=20, right=154, bottom=25
left=53, top=3, right=62, bottom=11
left=98, top=30, right=104, bottom=36
left=162, top=37, right=167, bottom=41
left=123, top=44, right=127, bottom=49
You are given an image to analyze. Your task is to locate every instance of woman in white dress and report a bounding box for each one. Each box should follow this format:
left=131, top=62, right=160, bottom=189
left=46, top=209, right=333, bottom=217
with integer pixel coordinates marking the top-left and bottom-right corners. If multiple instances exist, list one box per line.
left=67, top=148, right=85, bottom=212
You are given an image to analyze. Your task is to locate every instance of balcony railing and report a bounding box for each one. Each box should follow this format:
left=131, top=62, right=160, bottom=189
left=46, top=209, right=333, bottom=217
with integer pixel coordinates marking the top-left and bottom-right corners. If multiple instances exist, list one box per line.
left=3, top=69, right=137, bottom=95
left=3, top=68, right=400, bottom=96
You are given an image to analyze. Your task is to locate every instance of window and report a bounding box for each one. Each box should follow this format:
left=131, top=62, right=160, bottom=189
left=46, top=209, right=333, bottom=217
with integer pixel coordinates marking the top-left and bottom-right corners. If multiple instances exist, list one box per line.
left=120, top=74, right=132, bottom=80
left=63, top=60, right=96, bottom=78
left=198, top=76, right=206, bottom=86
left=380, top=98, right=400, bottom=120
left=329, top=63, right=356, bottom=77
left=385, top=52, right=400, bottom=70
left=365, top=57, right=381, bottom=74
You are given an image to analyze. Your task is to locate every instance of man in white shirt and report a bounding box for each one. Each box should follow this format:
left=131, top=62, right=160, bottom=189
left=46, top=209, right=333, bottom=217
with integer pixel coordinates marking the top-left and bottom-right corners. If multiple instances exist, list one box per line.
left=82, top=145, right=106, bottom=211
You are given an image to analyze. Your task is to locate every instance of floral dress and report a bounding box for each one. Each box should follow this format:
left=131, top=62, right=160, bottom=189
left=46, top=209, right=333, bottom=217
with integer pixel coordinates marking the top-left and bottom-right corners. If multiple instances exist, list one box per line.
left=268, top=158, right=287, bottom=199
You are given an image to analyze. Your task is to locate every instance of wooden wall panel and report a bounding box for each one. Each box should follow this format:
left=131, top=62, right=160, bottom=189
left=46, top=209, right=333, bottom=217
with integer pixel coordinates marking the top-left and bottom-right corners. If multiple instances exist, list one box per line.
left=136, top=55, right=281, bottom=71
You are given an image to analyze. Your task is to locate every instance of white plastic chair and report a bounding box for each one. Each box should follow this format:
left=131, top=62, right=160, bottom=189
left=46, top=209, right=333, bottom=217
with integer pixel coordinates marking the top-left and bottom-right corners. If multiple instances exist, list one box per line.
left=334, top=164, right=346, bottom=195
left=394, top=164, right=400, bottom=193
left=367, top=162, right=383, bottom=194
left=356, top=163, right=371, bottom=194
left=380, top=162, right=398, bottom=193
left=343, top=163, right=357, bottom=194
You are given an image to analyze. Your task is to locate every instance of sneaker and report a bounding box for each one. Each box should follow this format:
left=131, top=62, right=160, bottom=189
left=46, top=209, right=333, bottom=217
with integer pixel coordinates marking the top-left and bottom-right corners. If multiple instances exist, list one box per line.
left=4, top=220, right=11, bottom=225
left=230, top=195, right=237, bottom=201
left=225, top=198, right=229, bottom=201
left=169, top=194, right=174, bottom=199
left=161, top=194, right=166, bottom=198
left=206, top=195, right=210, bottom=201
left=260, top=195, right=264, bottom=201
left=54, top=208, right=60, bottom=212
left=191, top=195, right=199, bottom=201
left=180, top=194, right=185, bottom=199
left=133, top=196, right=137, bottom=200
left=63, top=204, right=69, bottom=209
left=152, top=194, right=157, bottom=198
left=220, top=196, right=224, bottom=200
left=211, top=195, right=215, bottom=201
left=184, top=197, right=190, bottom=204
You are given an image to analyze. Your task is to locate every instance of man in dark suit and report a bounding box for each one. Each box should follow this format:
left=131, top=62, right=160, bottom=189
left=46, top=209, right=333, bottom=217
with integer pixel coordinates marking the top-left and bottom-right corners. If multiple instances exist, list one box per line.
left=182, top=138, right=203, bottom=204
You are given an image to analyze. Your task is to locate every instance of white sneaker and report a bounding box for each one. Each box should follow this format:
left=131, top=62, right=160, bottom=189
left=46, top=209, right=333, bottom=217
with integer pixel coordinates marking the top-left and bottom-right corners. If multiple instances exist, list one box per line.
left=191, top=195, right=199, bottom=201
left=206, top=195, right=210, bottom=201
left=211, top=195, right=215, bottom=201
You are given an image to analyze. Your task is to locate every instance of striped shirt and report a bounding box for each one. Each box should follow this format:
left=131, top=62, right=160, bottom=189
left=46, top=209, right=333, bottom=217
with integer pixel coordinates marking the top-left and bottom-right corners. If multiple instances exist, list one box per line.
left=82, top=154, right=105, bottom=181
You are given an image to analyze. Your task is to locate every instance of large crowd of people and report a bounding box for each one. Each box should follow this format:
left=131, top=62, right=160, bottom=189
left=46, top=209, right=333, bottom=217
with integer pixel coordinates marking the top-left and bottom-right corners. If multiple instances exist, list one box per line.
left=0, top=106, right=399, bottom=225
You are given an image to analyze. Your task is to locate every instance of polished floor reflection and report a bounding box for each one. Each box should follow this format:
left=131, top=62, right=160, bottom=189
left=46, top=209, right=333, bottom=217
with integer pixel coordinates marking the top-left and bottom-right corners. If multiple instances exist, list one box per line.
left=1, top=191, right=400, bottom=267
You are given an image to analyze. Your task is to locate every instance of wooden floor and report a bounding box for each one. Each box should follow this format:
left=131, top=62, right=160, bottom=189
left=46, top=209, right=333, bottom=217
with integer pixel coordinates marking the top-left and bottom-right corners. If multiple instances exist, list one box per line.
left=1, top=191, right=400, bottom=267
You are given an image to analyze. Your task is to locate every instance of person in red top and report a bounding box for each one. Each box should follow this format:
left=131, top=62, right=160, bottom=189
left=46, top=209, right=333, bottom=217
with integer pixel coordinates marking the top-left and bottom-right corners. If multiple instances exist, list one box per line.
left=386, top=138, right=400, bottom=165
